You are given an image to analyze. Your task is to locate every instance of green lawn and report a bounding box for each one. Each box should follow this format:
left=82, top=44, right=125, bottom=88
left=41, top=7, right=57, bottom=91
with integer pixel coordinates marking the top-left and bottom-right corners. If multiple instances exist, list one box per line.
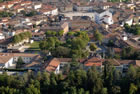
left=29, top=41, right=40, bottom=50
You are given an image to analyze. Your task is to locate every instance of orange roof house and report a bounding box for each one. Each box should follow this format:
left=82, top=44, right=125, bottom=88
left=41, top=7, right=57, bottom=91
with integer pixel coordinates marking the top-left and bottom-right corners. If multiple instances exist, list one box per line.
left=45, top=58, right=60, bottom=74
left=84, top=57, right=103, bottom=67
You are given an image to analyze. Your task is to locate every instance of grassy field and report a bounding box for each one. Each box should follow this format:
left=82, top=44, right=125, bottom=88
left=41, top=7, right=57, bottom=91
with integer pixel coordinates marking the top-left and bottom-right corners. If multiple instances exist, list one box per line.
left=29, top=41, right=40, bottom=50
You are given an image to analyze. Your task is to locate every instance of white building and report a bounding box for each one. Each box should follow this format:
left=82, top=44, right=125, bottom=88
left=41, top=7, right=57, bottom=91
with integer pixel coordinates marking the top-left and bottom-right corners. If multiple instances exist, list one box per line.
left=20, top=18, right=30, bottom=24
left=0, top=53, right=41, bottom=69
left=51, top=8, right=58, bottom=15
left=125, top=18, right=133, bottom=26
left=45, top=58, right=60, bottom=74
left=94, top=9, right=113, bottom=25
left=122, top=33, right=127, bottom=41
left=0, top=33, right=5, bottom=40
left=0, top=55, right=14, bottom=68
left=0, top=5, right=5, bottom=10
left=2, top=31, right=15, bottom=37
left=61, top=9, right=113, bottom=24
left=34, top=3, right=42, bottom=10
left=41, top=8, right=58, bottom=16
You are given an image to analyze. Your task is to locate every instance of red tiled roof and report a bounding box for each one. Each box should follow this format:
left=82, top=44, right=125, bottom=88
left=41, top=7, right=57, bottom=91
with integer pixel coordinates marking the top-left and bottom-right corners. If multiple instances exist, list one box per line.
left=45, top=58, right=60, bottom=72
left=20, top=1, right=32, bottom=5
left=85, top=62, right=102, bottom=66
left=13, top=4, right=22, bottom=9
left=84, top=57, right=103, bottom=67
left=113, top=48, right=122, bottom=53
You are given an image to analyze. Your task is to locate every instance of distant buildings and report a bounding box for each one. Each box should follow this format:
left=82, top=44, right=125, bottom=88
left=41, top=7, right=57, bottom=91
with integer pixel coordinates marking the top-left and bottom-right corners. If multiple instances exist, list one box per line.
left=0, top=53, right=41, bottom=70
left=61, top=9, right=114, bottom=25
left=0, top=0, right=139, bottom=75
left=94, top=9, right=113, bottom=25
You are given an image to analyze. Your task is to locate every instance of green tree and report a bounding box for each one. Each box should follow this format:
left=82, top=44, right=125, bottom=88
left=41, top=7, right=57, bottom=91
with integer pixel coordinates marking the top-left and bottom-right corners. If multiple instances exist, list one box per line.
left=25, top=11, right=37, bottom=17
left=0, top=11, right=14, bottom=18
left=69, top=87, right=77, bottom=94
left=101, top=88, right=108, bottom=94
left=103, top=61, right=115, bottom=94
left=58, top=30, right=64, bottom=36
left=112, top=86, right=121, bottom=94
left=39, top=41, right=48, bottom=50
left=127, top=65, right=136, bottom=81
left=94, top=30, right=103, bottom=44
left=107, top=40, right=115, bottom=47
left=16, top=57, right=24, bottom=68
left=25, top=84, right=40, bottom=94
left=71, top=38, right=87, bottom=49
left=19, top=33, right=25, bottom=40
left=41, top=72, right=50, bottom=93
left=90, top=43, right=97, bottom=51
left=52, top=46, right=70, bottom=57
left=13, top=35, right=21, bottom=43
left=70, top=62, right=80, bottom=70
left=45, top=30, right=57, bottom=37
left=87, top=67, right=103, bottom=94
left=13, top=32, right=32, bottom=44
left=26, top=32, right=32, bottom=38
left=129, top=83, right=137, bottom=94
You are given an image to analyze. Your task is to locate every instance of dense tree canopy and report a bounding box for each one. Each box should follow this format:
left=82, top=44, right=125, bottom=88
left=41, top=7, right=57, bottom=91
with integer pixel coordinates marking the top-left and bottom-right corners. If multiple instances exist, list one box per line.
left=21, top=11, right=38, bottom=17
left=90, top=43, right=97, bottom=51
left=0, top=63, right=140, bottom=94
left=121, top=46, right=140, bottom=60
left=94, top=30, right=103, bottom=44
left=0, top=11, right=14, bottom=17
left=16, top=57, right=24, bottom=68
left=40, top=31, right=89, bottom=58
left=124, top=24, right=140, bottom=35
left=13, top=32, right=32, bottom=43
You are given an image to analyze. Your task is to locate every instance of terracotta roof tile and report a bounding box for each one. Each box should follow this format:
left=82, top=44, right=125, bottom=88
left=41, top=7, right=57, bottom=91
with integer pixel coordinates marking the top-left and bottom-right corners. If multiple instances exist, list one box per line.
left=45, top=58, right=60, bottom=73
left=84, top=57, right=103, bottom=67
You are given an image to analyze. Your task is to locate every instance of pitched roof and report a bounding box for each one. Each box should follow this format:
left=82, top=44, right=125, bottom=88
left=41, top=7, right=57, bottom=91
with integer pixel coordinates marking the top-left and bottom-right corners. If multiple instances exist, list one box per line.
left=57, top=58, right=72, bottom=62
left=113, top=48, right=122, bottom=53
left=13, top=53, right=38, bottom=57
left=0, top=55, right=13, bottom=64
left=94, top=9, right=106, bottom=14
left=45, top=58, right=60, bottom=73
left=84, top=57, right=103, bottom=67
left=135, top=60, right=140, bottom=67
left=0, top=53, right=39, bottom=64
left=105, top=59, right=140, bottom=67
left=24, top=55, right=42, bottom=68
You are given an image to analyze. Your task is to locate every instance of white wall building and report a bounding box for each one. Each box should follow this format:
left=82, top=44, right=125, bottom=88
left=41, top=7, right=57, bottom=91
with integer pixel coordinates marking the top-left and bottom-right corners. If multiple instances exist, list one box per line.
left=41, top=8, right=58, bottom=16
left=125, top=18, right=133, bottom=26
left=94, top=9, right=113, bottom=25
left=51, top=8, right=58, bottom=15
left=54, top=64, right=60, bottom=74
left=45, top=58, right=60, bottom=74
left=74, top=5, right=93, bottom=12
left=61, top=9, right=113, bottom=24
left=2, top=31, right=15, bottom=37
left=4, top=58, right=14, bottom=68
left=20, top=18, right=30, bottom=24
left=0, top=53, right=40, bottom=69
left=0, top=33, right=5, bottom=40
left=0, top=55, right=14, bottom=68
left=34, top=3, right=42, bottom=10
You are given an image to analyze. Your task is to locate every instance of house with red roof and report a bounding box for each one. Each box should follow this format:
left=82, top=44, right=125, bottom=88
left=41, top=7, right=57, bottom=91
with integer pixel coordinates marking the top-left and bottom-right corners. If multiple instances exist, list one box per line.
left=20, top=1, right=32, bottom=6
left=44, top=58, right=60, bottom=74
left=83, top=57, right=103, bottom=72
